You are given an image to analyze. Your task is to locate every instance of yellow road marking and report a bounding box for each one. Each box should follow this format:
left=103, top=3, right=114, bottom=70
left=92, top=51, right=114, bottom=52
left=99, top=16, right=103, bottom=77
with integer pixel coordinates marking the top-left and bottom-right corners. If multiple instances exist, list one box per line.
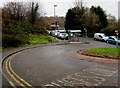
left=5, top=50, right=33, bottom=87
left=6, top=56, right=27, bottom=88
left=9, top=56, right=32, bottom=87
left=4, top=44, right=72, bottom=87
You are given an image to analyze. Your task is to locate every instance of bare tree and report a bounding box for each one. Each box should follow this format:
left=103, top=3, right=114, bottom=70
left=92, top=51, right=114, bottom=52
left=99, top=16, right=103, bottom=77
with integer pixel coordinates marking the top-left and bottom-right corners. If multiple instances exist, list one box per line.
left=74, top=0, right=83, bottom=9
left=3, top=2, right=27, bottom=21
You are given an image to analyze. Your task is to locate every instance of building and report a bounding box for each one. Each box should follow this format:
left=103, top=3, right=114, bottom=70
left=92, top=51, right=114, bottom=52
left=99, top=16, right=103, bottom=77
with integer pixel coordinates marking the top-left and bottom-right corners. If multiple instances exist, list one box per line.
left=51, top=24, right=59, bottom=30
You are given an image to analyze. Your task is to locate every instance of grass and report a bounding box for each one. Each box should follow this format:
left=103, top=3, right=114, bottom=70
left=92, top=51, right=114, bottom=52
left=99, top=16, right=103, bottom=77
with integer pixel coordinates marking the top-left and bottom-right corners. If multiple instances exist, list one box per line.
left=28, top=34, right=59, bottom=45
left=1, top=34, right=59, bottom=51
left=83, top=48, right=120, bottom=58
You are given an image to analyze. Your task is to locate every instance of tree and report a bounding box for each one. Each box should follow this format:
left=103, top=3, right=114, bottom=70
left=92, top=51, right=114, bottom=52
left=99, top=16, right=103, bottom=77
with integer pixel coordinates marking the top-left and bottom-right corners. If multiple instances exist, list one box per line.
left=65, top=2, right=108, bottom=37
left=65, top=9, right=76, bottom=30
left=82, top=8, right=99, bottom=36
left=29, top=2, right=39, bottom=24
left=90, top=6, right=108, bottom=32
left=2, top=2, right=46, bottom=48
left=2, top=2, right=27, bottom=21
left=65, top=6, right=86, bottom=31
left=101, top=15, right=118, bottom=36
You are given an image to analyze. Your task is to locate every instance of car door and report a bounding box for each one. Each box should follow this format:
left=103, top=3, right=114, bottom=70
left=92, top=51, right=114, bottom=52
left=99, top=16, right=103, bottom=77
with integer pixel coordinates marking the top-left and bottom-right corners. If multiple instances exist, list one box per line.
left=109, top=37, right=116, bottom=43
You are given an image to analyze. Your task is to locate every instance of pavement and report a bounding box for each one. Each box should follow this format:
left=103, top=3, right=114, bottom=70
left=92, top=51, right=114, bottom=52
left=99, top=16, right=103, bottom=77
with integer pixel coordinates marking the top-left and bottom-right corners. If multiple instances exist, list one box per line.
left=2, top=37, right=120, bottom=87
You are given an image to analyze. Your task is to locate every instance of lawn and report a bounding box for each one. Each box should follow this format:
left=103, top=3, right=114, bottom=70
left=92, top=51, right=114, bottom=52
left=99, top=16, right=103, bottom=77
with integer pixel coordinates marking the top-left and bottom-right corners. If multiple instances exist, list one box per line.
left=83, top=48, right=120, bottom=58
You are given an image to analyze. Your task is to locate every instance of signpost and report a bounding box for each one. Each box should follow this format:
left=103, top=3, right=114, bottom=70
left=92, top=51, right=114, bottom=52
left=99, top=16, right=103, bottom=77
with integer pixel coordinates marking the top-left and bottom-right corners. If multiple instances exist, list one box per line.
left=84, top=28, right=87, bottom=38
left=115, top=30, right=119, bottom=48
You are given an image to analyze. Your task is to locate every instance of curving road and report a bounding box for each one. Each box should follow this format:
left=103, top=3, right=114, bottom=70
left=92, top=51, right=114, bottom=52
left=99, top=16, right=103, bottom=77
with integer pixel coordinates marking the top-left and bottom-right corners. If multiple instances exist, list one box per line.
left=2, top=38, right=119, bottom=87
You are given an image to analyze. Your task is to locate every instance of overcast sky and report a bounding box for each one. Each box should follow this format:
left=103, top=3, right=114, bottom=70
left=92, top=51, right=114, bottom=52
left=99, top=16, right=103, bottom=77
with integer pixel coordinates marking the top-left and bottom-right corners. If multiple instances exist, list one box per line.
left=0, top=0, right=120, bottom=19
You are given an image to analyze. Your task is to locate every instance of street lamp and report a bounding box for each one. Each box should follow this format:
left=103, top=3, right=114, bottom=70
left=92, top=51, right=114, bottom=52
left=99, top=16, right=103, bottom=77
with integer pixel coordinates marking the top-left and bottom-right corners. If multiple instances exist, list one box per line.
left=54, top=5, right=57, bottom=26
left=54, top=5, right=57, bottom=17
left=44, top=13, right=46, bottom=17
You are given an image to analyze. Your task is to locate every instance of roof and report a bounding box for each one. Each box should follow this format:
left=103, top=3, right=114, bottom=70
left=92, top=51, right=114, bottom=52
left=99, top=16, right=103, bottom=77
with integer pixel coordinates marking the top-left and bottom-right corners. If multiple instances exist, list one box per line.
left=51, top=25, right=59, bottom=27
left=69, top=30, right=82, bottom=32
left=94, top=33, right=105, bottom=35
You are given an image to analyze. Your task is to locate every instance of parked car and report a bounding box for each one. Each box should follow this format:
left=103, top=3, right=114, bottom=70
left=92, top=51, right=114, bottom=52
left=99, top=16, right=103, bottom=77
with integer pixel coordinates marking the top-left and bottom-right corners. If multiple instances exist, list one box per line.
left=57, top=30, right=68, bottom=39
left=75, top=32, right=82, bottom=37
left=54, top=30, right=60, bottom=37
left=106, top=36, right=120, bottom=45
left=94, top=33, right=109, bottom=41
left=46, top=30, right=51, bottom=34
left=50, top=30, right=58, bottom=37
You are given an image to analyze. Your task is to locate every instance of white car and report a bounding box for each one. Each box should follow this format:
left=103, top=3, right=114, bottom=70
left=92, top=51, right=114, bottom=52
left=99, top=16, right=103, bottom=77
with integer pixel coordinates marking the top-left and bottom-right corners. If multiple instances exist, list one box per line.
left=57, top=30, right=68, bottom=39
left=46, top=30, right=51, bottom=34
left=94, top=33, right=109, bottom=41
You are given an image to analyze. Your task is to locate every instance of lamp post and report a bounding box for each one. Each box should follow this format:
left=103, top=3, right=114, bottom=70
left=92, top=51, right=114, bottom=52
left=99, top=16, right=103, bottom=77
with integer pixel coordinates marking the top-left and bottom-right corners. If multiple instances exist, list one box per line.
left=54, top=5, right=57, bottom=25
left=44, top=13, right=46, bottom=17
left=54, top=5, right=57, bottom=17
left=115, top=30, right=119, bottom=48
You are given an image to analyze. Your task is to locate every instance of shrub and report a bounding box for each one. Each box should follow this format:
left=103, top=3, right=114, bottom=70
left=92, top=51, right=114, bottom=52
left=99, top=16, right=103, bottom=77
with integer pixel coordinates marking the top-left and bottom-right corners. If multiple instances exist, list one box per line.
left=2, top=33, right=29, bottom=48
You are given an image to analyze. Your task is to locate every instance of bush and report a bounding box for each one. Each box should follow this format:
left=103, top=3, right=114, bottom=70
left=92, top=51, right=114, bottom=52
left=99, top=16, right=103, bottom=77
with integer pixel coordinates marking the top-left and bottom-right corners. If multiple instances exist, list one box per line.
left=2, top=33, right=29, bottom=48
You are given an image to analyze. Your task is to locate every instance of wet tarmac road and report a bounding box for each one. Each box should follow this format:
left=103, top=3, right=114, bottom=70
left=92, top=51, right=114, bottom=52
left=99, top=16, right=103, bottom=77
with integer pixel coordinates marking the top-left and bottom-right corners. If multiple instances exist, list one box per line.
left=2, top=38, right=120, bottom=87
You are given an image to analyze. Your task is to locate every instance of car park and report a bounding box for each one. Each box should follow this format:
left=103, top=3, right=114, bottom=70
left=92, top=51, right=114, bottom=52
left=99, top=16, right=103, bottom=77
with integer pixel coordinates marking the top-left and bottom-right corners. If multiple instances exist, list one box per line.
left=106, top=36, right=120, bottom=45
left=94, top=33, right=109, bottom=41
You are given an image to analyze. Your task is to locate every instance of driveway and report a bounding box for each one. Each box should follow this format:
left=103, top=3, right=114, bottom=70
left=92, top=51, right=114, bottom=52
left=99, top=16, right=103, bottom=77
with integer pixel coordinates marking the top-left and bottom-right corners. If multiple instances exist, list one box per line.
left=2, top=37, right=119, bottom=87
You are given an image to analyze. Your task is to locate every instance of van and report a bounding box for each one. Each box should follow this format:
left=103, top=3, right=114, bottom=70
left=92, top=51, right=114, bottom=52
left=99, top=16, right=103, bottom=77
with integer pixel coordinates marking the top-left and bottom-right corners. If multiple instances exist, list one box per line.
left=94, top=33, right=109, bottom=41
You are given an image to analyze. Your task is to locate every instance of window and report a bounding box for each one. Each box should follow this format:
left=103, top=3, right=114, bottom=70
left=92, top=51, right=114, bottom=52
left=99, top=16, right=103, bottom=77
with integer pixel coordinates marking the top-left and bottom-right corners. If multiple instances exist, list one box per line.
left=99, top=35, right=102, bottom=38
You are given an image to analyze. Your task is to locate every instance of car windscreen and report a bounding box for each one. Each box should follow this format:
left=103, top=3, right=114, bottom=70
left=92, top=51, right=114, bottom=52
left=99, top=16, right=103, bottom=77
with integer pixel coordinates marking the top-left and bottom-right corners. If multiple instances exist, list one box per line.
left=101, top=35, right=106, bottom=37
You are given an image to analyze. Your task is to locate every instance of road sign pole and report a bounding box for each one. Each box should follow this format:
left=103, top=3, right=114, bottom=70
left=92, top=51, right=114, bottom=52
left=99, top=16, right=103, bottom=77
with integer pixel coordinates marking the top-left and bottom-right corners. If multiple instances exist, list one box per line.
left=115, top=30, right=119, bottom=48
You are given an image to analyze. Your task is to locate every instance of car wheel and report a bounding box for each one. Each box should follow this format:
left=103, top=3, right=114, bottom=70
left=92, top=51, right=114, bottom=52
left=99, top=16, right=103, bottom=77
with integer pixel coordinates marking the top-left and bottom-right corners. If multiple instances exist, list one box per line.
left=106, top=41, right=109, bottom=43
left=94, top=38, right=96, bottom=40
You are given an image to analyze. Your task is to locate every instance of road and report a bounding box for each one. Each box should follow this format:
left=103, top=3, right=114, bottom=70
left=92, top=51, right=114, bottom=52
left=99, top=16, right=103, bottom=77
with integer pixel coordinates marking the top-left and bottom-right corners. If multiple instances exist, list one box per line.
left=2, top=37, right=119, bottom=87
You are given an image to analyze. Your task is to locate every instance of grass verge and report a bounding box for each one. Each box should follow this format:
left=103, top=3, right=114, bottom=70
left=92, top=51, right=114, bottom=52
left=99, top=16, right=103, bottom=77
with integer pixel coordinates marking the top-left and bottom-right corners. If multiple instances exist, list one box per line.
left=83, top=48, right=120, bottom=58
left=28, top=34, right=58, bottom=45
left=2, top=34, right=59, bottom=51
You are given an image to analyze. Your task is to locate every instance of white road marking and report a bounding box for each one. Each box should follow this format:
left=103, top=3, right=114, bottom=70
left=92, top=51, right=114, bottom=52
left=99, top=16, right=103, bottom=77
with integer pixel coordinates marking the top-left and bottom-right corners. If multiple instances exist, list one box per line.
left=51, top=82, right=61, bottom=87
left=44, top=84, right=55, bottom=87
left=57, top=79, right=74, bottom=86
left=44, top=65, right=118, bottom=87
left=83, top=68, right=118, bottom=76
left=75, top=73, right=105, bottom=85
left=93, top=65, right=118, bottom=70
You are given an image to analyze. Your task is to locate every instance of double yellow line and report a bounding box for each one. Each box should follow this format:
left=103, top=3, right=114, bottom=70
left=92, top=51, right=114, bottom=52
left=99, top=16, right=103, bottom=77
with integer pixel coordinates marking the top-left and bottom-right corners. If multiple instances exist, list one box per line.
left=3, top=43, right=70, bottom=87
left=5, top=50, right=33, bottom=88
